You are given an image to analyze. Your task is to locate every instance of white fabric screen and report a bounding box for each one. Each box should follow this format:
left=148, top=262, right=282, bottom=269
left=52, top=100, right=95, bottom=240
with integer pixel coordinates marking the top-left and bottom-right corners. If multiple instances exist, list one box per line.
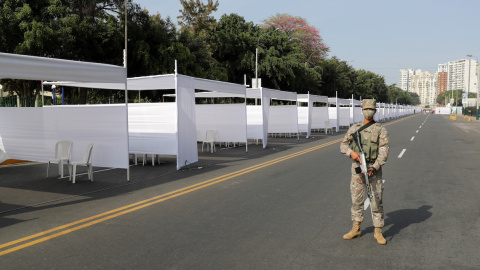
left=195, top=104, right=247, bottom=143
left=0, top=106, right=129, bottom=169
left=268, top=105, right=299, bottom=133
left=247, top=105, right=263, bottom=140
left=328, top=107, right=338, bottom=130
left=339, top=107, right=351, bottom=127
left=354, top=107, right=362, bottom=124
left=311, top=107, right=329, bottom=129
left=176, top=75, right=198, bottom=169
left=128, top=103, right=178, bottom=156
left=379, top=108, right=385, bottom=121
left=297, top=107, right=309, bottom=133
left=261, top=89, right=270, bottom=148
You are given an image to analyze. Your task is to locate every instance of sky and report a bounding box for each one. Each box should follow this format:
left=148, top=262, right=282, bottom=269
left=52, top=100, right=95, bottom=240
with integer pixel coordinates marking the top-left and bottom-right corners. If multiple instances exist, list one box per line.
left=134, top=0, right=480, bottom=85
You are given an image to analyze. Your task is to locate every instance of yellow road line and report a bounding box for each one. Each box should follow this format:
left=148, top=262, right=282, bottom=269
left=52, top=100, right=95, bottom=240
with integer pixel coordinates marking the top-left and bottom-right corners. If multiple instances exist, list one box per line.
left=0, top=115, right=414, bottom=256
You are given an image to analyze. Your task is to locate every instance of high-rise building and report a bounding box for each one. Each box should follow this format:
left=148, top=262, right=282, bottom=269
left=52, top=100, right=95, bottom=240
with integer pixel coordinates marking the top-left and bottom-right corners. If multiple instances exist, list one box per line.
left=410, top=71, right=437, bottom=107
left=398, top=68, right=422, bottom=91
left=437, top=64, right=448, bottom=95
left=444, top=59, right=478, bottom=93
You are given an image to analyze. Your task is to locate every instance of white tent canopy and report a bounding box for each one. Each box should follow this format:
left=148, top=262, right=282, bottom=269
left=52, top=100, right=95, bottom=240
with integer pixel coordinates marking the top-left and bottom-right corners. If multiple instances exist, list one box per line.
left=297, top=94, right=329, bottom=138
left=47, top=74, right=247, bottom=168
left=246, top=88, right=299, bottom=148
left=163, top=85, right=248, bottom=151
left=0, top=52, right=129, bottom=175
left=0, top=52, right=126, bottom=83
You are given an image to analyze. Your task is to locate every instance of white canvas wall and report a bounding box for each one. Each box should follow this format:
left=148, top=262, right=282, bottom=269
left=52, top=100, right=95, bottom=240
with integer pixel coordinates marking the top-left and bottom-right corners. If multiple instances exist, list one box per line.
left=339, top=107, right=351, bottom=127
left=128, top=103, right=178, bottom=156
left=0, top=105, right=129, bottom=169
left=354, top=107, right=362, bottom=124
left=247, top=105, right=263, bottom=140
left=268, top=105, right=299, bottom=133
left=297, top=107, right=309, bottom=133
left=176, top=75, right=198, bottom=169
left=328, top=107, right=338, bottom=130
left=195, top=104, right=247, bottom=143
left=311, top=107, right=329, bottom=129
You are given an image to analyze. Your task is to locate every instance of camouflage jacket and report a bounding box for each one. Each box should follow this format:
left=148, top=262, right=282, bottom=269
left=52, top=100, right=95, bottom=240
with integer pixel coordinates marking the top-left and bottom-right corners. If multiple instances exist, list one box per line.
left=340, top=121, right=389, bottom=171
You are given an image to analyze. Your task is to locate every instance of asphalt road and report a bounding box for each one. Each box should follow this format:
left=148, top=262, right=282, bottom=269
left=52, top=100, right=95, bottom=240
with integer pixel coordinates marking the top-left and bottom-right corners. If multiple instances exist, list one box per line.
left=1, top=113, right=480, bottom=269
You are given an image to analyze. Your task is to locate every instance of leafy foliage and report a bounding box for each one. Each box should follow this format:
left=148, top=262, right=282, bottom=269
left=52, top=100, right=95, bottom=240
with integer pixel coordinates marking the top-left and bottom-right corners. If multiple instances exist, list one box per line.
left=177, top=0, right=218, bottom=33
left=262, top=13, right=329, bottom=65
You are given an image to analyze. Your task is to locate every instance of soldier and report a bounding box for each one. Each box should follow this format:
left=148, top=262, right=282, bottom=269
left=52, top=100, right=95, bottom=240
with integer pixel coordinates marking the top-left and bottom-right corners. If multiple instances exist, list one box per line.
left=340, top=99, right=389, bottom=245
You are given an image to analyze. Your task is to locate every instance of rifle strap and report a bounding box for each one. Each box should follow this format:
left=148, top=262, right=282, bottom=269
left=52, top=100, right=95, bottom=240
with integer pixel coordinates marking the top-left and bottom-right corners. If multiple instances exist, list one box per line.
left=355, top=120, right=376, bottom=134
left=352, top=120, right=376, bottom=145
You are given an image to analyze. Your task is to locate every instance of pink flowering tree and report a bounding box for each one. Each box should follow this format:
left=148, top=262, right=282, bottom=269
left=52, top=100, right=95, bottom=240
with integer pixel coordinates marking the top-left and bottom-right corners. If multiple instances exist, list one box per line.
left=262, top=13, right=329, bottom=65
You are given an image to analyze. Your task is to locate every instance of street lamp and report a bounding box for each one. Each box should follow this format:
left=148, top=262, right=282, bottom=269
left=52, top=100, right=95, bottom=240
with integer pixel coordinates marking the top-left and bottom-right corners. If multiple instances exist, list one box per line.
left=467, top=54, right=479, bottom=120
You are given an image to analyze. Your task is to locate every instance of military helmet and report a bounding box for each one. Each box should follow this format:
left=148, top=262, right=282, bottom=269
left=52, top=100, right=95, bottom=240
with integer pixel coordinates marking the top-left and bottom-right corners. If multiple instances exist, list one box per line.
left=362, top=99, right=376, bottom=109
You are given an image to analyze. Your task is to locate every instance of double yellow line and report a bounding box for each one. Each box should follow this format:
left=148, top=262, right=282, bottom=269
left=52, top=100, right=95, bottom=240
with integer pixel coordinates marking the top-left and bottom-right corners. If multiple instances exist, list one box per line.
left=0, top=138, right=342, bottom=256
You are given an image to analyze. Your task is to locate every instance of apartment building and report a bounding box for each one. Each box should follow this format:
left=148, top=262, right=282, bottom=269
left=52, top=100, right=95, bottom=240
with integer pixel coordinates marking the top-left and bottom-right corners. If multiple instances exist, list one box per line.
left=398, top=68, right=422, bottom=92
left=437, top=64, right=448, bottom=95
left=410, top=71, right=437, bottom=107
left=444, top=59, right=478, bottom=93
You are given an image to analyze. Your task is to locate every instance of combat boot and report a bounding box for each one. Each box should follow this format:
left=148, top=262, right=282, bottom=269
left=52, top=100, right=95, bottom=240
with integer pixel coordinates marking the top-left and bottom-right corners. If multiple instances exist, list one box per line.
left=374, top=227, right=387, bottom=245
left=343, top=221, right=361, bottom=240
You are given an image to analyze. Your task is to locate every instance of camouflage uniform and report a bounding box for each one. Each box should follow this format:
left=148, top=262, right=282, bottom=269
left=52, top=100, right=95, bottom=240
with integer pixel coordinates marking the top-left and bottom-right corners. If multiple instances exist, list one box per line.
left=340, top=108, right=389, bottom=228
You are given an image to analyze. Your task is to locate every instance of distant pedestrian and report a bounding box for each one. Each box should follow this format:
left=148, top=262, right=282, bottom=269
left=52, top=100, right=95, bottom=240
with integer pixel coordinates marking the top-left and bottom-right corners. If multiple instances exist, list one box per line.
left=340, top=99, right=389, bottom=245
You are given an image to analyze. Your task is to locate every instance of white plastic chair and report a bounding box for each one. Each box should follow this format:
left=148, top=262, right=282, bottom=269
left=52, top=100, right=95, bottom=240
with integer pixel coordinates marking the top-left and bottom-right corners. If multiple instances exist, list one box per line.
left=69, top=143, right=94, bottom=184
left=324, top=121, right=333, bottom=134
left=202, top=130, right=216, bottom=153
left=46, top=140, right=73, bottom=178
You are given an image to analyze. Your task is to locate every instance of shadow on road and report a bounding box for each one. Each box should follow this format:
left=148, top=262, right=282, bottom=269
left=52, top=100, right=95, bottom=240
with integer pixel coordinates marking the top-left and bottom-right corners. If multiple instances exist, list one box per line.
left=363, top=205, right=433, bottom=240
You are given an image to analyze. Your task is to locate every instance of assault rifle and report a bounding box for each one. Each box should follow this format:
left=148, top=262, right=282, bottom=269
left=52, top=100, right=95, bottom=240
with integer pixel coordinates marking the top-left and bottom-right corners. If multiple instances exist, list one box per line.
left=352, top=130, right=375, bottom=220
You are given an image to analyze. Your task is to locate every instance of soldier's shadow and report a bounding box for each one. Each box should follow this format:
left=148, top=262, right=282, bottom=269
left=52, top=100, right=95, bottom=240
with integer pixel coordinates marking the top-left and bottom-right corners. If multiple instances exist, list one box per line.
left=364, top=205, right=433, bottom=240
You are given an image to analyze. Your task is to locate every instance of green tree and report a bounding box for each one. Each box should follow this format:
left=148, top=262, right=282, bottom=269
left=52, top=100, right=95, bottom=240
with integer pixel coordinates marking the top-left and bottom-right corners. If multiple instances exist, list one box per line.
left=319, top=57, right=355, bottom=98
left=209, top=13, right=257, bottom=85
left=436, top=90, right=464, bottom=106
left=177, top=0, right=219, bottom=33
left=354, top=70, right=388, bottom=102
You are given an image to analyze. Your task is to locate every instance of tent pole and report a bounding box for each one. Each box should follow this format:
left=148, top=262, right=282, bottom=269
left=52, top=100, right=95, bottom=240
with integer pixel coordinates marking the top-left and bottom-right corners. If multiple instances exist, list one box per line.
left=125, top=0, right=130, bottom=181
left=41, top=81, right=44, bottom=107
left=244, top=91, right=248, bottom=152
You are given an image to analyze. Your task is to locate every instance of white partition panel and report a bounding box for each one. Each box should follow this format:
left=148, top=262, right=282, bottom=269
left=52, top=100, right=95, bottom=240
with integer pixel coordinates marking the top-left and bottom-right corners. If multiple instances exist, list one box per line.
left=297, top=107, right=309, bottom=133
left=311, top=107, right=329, bottom=129
left=268, top=105, right=299, bottom=133
left=44, top=105, right=129, bottom=169
left=0, top=108, right=46, bottom=162
left=196, top=104, right=247, bottom=143
left=354, top=107, right=362, bottom=124
left=247, top=105, right=263, bottom=140
left=328, top=107, right=338, bottom=130
left=339, top=107, right=350, bottom=127
left=0, top=106, right=129, bottom=169
left=128, top=103, right=178, bottom=156
left=379, top=108, right=385, bottom=121
left=436, top=107, right=450, bottom=114
left=176, top=75, right=198, bottom=169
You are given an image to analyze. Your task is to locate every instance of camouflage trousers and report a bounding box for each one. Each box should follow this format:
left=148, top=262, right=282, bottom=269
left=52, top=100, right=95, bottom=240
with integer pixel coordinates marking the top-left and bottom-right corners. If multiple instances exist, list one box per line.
left=350, top=165, right=384, bottom=227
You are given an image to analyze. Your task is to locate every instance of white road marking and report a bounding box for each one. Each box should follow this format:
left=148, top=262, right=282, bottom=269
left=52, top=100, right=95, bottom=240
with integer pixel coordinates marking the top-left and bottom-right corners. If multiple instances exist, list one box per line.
left=410, top=136, right=415, bottom=141
left=419, top=126, right=422, bottom=128
left=398, top=149, right=406, bottom=158
left=416, top=130, right=419, bottom=133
